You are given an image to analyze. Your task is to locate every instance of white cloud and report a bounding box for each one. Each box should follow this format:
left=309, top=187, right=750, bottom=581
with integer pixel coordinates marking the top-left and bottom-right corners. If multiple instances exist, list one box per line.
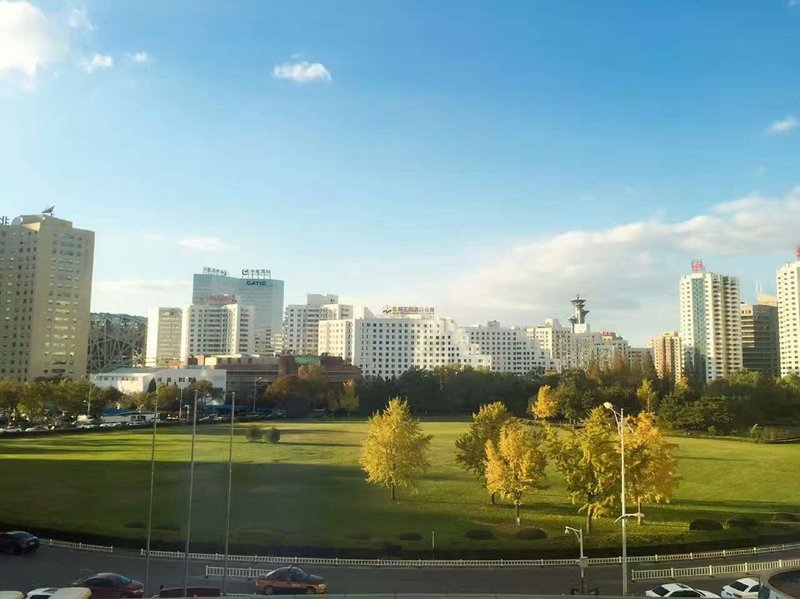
left=0, top=0, right=68, bottom=80
left=789, top=0, right=800, bottom=7
left=67, top=5, right=92, bottom=31
left=447, top=187, right=800, bottom=341
left=131, top=51, right=149, bottom=64
left=84, top=52, right=113, bottom=73
left=767, top=115, right=800, bottom=135
left=178, top=236, right=238, bottom=252
left=272, top=61, right=331, bottom=83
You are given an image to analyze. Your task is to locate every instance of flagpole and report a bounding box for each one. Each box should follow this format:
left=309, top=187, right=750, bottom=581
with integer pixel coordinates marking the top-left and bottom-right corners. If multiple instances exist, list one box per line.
left=223, top=391, right=236, bottom=595
left=143, top=398, right=158, bottom=595
left=183, top=391, right=198, bottom=593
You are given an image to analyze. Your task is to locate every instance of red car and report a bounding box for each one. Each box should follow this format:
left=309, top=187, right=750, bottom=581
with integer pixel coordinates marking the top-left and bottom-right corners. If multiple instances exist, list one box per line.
left=71, top=573, right=144, bottom=598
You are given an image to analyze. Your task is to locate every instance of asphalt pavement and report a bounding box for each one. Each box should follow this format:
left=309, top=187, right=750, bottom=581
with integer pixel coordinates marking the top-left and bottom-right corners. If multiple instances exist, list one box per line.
left=1, top=546, right=795, bottom=597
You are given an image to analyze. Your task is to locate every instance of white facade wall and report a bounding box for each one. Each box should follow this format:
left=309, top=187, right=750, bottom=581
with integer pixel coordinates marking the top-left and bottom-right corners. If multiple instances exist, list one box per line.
left=145, top=307, right=183, bottom=367
left=461, top=321, right=550, bottom=374
left=91, top=367, right=227, bottom=395
left=282, top=294, right=344, bottom=355
left=526, top=319, right=628, bottom=371
left=180, top=302, right=255, bottom=361
left=777, top=261, right=800, bottom=376
left=679, top=271, right=743, bottom=382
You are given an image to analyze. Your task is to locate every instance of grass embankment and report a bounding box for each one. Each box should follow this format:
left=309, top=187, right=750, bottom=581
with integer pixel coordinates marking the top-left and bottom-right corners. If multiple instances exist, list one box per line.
left=0, top=421, right=798, bottom=557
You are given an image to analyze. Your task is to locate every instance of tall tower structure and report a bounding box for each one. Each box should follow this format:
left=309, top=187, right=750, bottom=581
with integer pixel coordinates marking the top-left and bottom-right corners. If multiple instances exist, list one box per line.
left=0, top=210, right=95, bottom=381
left=568, top=295, right=589, bottom=333
left=777, top=248, right=800, bottom=376
left=679, top=261, right=743, bottom=382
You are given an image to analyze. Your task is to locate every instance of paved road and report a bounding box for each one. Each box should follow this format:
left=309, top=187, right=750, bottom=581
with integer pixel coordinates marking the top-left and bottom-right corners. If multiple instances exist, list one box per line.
left=1, top=546, right=797, bottom=596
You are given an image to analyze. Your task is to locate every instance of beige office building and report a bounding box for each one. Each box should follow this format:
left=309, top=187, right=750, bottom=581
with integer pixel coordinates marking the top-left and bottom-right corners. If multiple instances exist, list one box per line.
left=650, top=331, right=683, bottom=383
left=145, top=307, right=183, bottom=367
left=0, top=212, right=95, bottom=381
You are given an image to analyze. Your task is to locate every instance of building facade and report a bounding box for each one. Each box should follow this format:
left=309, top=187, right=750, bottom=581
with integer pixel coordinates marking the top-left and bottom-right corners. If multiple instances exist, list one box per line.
left=741, top=293, right=780, bottom=377
left=679, top=265, right=743, bottom=382
left=318, top=306, right=493, bottom=378
left=91, top=367, right=227, bottom=395
left=461, top=320, right=550, bottom=374
left=192, top=268, right=284, bottom=354
left=778, top=256, right=800, bottom=376
left=628, top=346, right=652, bottom=371
left=180, top=299, right=255, bottom=361
left=88, top=313, right=147, bottom=373
left=0, top=212, right=94, bottom=381
left=650, top=331, right=683, bottom=383
left=145, top=307, right=183, bottom=367
left=282, top=294, right=348, bottom=355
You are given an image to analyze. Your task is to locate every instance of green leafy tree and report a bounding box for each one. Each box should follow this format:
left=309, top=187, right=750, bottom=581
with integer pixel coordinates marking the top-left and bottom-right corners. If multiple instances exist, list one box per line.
left=625, top=411, right=678, bottom=524
left=454, top=401, right=512, bottom=504
left=18, top=381, right=50, bottom=420
left=636, top=379, right=659, bottom=413
left=485, top=421, right=548, bottom=525
left=548, top=407, right=620, bottom=532
left=266, top=375, right=311, bottom=416
left=0, top=378, right=21, bottom=418
left=339, top=380, right=360, bottom=418
left=155, top=384, right=181, bottom=413
left=531, top=385, right=559, bottom=420
left=360, top=398, right=432, bottom=500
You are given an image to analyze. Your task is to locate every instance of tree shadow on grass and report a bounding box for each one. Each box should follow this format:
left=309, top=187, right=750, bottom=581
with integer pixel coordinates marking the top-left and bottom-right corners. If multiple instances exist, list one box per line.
left=279, top=441, right=360, bottom=447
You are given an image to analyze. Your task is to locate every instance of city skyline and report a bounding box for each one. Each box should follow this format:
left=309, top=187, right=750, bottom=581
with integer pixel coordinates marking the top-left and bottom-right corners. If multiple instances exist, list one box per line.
left=3, top=1, right=800, bottom=345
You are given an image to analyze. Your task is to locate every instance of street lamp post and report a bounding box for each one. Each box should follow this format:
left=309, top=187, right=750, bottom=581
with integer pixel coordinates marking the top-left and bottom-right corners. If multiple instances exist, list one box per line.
left=183, top=391, right=198, bottom=594
left=179, top=387, right=184, bottom=423
left=143, top=397, right=158, bottom=595
left=565, top=526, right=586, bottom=594
left=252, top=377, right=262, bottom=414
left=223, top=391, right=236, bottom=595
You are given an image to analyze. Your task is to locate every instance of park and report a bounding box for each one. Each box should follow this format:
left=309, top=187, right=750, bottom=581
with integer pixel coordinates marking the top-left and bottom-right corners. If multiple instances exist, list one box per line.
left=0, top=418, right=799, bottom=558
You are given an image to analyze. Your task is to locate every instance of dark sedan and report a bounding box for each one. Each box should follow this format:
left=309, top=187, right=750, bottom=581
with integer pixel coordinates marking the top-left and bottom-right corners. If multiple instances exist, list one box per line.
left=256, top=566, right=327, bottom=595
left=72, top=573, right=144, bottom=598
left=0, top=530, right=39, bottom=554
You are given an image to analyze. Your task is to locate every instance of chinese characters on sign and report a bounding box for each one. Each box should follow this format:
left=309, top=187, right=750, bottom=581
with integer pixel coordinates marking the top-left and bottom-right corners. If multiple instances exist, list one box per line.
left=381, top=306, right=435, bottom=315
left=202, top=266, right=228, bottom=276
left=241, top=268, right=271, bottom=278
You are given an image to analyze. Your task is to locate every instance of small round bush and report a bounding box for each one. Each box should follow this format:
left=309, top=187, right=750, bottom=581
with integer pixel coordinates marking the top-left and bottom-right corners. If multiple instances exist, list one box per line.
left=772, top=513, right=800, bottom=523
left=725, top=516, right=758, bottom=529
left=689, top=518, right=723, bottom=531
left=397, top=532, right=423, bottom=541
left=268, top=427, right=281, bottom=443
left=514, top=528, right=547, bottom=540
left=465, top=529, right=495, bottom=540
left=244, top=427, right=264, bottom=443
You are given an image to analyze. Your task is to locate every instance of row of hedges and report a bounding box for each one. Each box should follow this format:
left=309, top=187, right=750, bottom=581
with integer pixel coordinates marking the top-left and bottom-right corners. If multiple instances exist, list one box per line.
left=690, top=513, right=800, bottom=531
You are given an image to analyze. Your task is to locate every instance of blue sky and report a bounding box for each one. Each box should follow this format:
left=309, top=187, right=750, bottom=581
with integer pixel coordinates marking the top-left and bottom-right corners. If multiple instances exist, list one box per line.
left=2, top=0, right=800, bottom=344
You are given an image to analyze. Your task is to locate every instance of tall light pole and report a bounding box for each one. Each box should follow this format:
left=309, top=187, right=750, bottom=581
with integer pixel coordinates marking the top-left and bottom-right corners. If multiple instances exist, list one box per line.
left=183, top=391, right=198, bottom=594
left=223, top=391, right=236, bottom=595
left=143, top=397, right=158, bottom=595
left=252, top=377, right=262, bottom=414
left=565, top=526, right=586, bottom=595
left=179, top=387, right=184, bottom=423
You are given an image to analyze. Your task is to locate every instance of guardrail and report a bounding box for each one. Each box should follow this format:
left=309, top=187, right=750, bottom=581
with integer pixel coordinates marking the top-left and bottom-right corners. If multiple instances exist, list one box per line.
left=43, top=538, right=114, bottom=553
left=631, top=558, right=800, bottom=581
left=141, top=541, right=800, bottom=569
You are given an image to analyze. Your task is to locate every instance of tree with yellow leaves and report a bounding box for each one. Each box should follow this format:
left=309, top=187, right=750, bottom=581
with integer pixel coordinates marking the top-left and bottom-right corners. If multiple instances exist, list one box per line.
left=339, top=380, right=359, bottom=418
left=360, top=398, right=432, bottom=501
left=485, top=421, right=548, bottom=525
left=625, top=411, right=678, bottom=525
left=636, top=379, right=659, bottom=413
left=531, top=384, right=559, bottom=420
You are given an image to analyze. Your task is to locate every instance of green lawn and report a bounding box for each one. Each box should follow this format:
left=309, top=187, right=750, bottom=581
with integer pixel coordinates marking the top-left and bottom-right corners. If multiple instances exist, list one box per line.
left=0, top=420, right=799, bottom=556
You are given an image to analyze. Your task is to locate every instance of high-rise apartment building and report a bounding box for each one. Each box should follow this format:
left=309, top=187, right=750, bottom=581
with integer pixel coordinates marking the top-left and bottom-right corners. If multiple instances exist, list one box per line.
left=777, top=253, right=800, bottom=376
left=180, top=297, right=255, bottom=361
left=283, top=294, right=348, bottom=355
left=88, top=313, right=147, bottom=373
left=145, top=307, right=183, bottom=367
left=740, top=293, right=779, bottom=376
left=192, top=267, right=284, bottom=354
left=0, top=212, right=94, bottom=381
left=679, top=263, right=743, bottom=382
left=461, top=321, right=550, bottom=374
left=318, top=306, right=492, bottom=378
left=650, top=331, right=683, bottom=383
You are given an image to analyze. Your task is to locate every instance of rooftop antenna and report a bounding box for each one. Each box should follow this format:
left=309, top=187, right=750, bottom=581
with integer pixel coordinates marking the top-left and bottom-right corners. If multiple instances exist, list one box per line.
left=41, top=204, right=55, bottom=216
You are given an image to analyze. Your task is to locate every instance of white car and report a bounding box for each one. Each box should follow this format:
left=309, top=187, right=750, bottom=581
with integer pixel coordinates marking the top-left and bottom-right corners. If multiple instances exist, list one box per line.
left=722, top=578, right=761, bottom=599
left=647, top=583, right=721, bottom=598
left=1, top=427, right=23, bottom=434
left=26, top=588, right=58, bottom=599
left=99, top=422, right=121, bottom=428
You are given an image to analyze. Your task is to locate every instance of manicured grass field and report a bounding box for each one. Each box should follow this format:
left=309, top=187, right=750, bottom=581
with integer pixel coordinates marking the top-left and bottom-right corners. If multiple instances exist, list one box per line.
left=0, top=420, right=799, bottom=556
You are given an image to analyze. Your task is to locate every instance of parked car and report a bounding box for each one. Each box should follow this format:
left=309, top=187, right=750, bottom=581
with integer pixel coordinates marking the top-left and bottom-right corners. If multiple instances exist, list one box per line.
left=0, top=531, right=39, bottom=554
left=71, top=574, right=143, bottom=598
left=647, top=583, right=720, bottom=598
left=722, top=578, right=761, bottom=599
left=77, top=423, right=98, bottom=430
left=24, top=425, right=50, bottom=433
left=99, top=422, right=122, bottom=429
left=256, top=566, right=327, bottom=595
left=1, top=427, right=23, bottom=434
left=25, top=588, right=59, bottom=599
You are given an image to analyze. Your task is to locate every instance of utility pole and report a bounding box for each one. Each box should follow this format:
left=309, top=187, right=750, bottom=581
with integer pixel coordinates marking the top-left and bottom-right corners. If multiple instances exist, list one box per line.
left=223, top=391, right=236, bottom=594
left=183, top=391, right=198, bottom=593
left=144, top=397, right=158, bottom=595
